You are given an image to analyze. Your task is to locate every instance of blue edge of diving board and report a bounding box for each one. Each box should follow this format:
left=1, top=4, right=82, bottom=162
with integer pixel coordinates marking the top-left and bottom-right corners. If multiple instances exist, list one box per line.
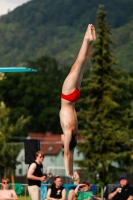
left=0, top=67, right=37, bottom=72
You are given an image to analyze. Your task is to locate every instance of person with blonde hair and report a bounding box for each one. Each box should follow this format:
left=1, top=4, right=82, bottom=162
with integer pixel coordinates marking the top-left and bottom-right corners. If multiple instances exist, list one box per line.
left=27, top=150, right=46, bottom=200
left=0, top=178, right=18, bottom=200
left=60, top=24, right=96, bottom=179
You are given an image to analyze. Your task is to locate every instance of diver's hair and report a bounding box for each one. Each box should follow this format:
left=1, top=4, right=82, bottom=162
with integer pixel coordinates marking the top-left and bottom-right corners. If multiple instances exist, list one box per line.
left=61, top=135, right=77, bottom=150
left=69, top=134, right=77, bottom=149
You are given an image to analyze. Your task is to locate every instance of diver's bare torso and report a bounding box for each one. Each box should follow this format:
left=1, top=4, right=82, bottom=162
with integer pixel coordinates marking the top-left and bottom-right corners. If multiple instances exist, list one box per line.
left=60, top=99, right=78, bottom=134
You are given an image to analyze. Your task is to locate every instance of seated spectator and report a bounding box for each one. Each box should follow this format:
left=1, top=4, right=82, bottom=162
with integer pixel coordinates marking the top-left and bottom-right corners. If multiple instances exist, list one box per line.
left=0, top=178, right=18, bottom=200
left=108, top=175, right=133, bottom=200
left=41, top=174, right=48, bottom=184
left=41, top=174, right=49, bottom=200
left=47, top=173, right=53, bottom=185
left=68, top=181, right=93, bottom=200
left=104, top=183, right=119, bottom=199
left=73, top=171, right=80, bottom=185
left=46, top=176, right=66, bottom=200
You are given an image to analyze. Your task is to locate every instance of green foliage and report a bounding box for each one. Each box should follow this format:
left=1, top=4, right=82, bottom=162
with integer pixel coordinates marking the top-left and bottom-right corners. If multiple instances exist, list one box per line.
left=76, top=5, right=133, bottom=185
left=0, top=0, right=133, bottom=69
left=0, top=56, right=70, bottom=137
left=0, top=102, right=28, bottom=177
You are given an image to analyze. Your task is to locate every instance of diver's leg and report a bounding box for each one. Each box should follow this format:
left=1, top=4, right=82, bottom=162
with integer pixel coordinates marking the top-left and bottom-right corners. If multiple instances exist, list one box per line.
left=62, top=24, right=96, bottom=94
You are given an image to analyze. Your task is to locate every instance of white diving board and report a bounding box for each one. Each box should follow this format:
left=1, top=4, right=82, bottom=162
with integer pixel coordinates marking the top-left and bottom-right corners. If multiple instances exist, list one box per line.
left=0, top=67, right=37, bottom=72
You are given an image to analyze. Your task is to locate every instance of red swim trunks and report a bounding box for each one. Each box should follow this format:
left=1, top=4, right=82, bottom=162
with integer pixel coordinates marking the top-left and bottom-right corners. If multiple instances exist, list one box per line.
left=61, top=88, right=80, bottom=103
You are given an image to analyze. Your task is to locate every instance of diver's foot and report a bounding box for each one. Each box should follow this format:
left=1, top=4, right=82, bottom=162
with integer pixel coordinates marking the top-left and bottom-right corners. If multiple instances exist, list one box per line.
left=85, top=24, right=96, bottom=42
left=91, top=25, right=96, bottom=41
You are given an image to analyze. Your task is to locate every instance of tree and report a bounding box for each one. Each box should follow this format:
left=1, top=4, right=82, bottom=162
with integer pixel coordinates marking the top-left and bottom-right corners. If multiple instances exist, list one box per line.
left=76, top=5, right=133, bottom=185
left=0, top=56, right=67, bottom=137
left=0, top=101, right=29, bottom=178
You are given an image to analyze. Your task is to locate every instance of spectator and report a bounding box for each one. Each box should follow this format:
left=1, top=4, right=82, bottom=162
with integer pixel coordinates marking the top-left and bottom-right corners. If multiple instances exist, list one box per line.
left=46, top=176, right=66, bottom=200
left=47, top=173, right=53, bottom=185
left=108, top=175, right=133, bottom=200
left=68, top=181, right=93, bottom=200
left=0, top=178, right=18, bottom=200
left=27, top=150, right=46, bottom=200
left=42, top=174, right=48, bottom=184
left=41, top=174, right=48, bottom=200
left=73, top=170, right=80, bottom=185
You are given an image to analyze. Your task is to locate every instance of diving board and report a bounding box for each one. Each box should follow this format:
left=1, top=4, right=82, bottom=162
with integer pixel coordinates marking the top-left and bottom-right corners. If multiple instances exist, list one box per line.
left=0, top=67, right=37, bottom=72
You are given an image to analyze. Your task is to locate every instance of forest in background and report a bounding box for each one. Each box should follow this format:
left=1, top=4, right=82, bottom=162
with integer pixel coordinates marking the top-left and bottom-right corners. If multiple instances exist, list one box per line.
left=0, top=3, right=133, bottom=183
left=0, top=0, right=133, bottom=70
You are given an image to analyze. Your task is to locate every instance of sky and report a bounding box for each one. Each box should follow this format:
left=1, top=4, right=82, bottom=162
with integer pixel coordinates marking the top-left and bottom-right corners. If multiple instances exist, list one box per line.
left=0, top=0, right=31, bottom=16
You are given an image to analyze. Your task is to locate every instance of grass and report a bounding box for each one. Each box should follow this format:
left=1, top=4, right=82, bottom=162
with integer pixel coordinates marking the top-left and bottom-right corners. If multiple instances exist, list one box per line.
left=18, top=195, right=30, bottom=200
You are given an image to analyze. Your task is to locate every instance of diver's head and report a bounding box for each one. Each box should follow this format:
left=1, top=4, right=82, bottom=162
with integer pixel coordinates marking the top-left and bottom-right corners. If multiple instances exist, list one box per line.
left=61, top=134, right=77, bottom=150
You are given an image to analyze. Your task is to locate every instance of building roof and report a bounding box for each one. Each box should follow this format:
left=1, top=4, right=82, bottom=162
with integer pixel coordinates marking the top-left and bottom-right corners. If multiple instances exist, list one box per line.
left=28, top=132, right=83, bottom=155
left=28, top=132, right=62, bottom=155
left=41, top=143, right=62, bottom=155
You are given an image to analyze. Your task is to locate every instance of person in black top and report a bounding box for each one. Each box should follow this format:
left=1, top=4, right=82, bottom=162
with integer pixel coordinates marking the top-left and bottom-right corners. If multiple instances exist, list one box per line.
left=27, top=151, right=46, bottom=200
left=108, top=175, right=133, bottom=200
left=46, top=176, right=66, bottom=200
